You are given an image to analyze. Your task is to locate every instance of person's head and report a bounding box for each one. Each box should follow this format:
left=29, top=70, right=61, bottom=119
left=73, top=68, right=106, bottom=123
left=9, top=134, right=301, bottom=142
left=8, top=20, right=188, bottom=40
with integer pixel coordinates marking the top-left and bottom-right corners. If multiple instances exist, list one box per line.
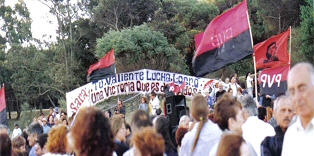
left=49, top=107, right=53, bottom=114
left=150, top=91, right=157, bottom=100
left=239, top=95, right=258, bottom=120
left=258, top=107, right=267, bottom=121
left=273, top=95, right=294, bottom=131
left=175, top=127, right=188, bottom=147
left=46, top=124, right=69, bottom=154
left=0, top=133, right=12, bottom=156
left=245, top=72, right=251, bottom=80
left=154, top=116, right=174, bottom=153
left=118, top=100, right=123, bottom=109
left=130, top=110, right=153, bottom=133
left=62, top=119, right=68, bottom=125
left=266, top=42, right=277, bottom=59
left=14, top=123, right=19, bottom=129
left=179, top=115, right=190, bottom=128
left=12, top=136, right=26, bottom=153
left=0, top=124, right=9, bottom=135
left=288, top=62, right=314, bottom=123
left=132, top=127, right=165, bottom=156
left=218, top=83, right=224, bottom=91
left=110, top=115, right=126, bottom=142
left=42, top=118, right=47, bottom=126
left=125, top=123, right=132, bottom=136
left=228, top=88, right=233, bottom=96
left=231, top=76, right=236, bottom=84
left=225, top=78, right=230, bottom=84
left=214, top=94, right=244, bottom=134
left=69, top=106, right=114, bottom=156
left=35, top=134, right=48, bottom=156
left=141, top=97, right=147, bottom=104
left=104, top=110, right=111, bottom=118
left=48, top=115, right=54, bottom=123
left=61, top=111, right=67, bottom=120
left=216, top=133, right=250, bottom=156
left=54, top=107, right=59, bottom=114
left=27, top=123, right=43, bottom=147
left=191, top=94, right=210, bottom=152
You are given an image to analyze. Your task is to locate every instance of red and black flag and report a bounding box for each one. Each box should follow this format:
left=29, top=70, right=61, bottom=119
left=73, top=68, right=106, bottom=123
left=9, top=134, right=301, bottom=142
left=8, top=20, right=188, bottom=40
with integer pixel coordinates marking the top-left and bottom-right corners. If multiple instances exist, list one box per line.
left=194, top=32, right=204, bottom=50
left=87, top=49, right=116, bottom=82
left=0, top=85, right=8, bottom=126
left=193, top=1, right=253, bottom=77
left=254, top=28, right=290, bottom=69
left=258, top=65, right=290, bottom=95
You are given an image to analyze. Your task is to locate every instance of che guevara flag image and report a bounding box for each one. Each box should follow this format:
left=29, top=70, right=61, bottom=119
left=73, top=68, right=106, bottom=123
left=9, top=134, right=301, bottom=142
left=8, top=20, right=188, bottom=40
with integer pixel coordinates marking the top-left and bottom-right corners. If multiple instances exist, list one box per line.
left=258, top=65, right=290, bottom=95
left=193, top=1, right=253, bottom=76
left=254, top=28, right=290, bottom=69
left=0, top=85, right=8, bottom=126
left=87, top=49, right=116, bottom=82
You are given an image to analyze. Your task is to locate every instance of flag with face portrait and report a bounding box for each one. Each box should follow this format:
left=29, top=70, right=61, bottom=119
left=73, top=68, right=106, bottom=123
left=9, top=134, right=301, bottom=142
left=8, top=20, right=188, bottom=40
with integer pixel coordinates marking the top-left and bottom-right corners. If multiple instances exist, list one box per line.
left=193, top=1, right=253, bottom=77
left=254, top=28, right=290, bottom=69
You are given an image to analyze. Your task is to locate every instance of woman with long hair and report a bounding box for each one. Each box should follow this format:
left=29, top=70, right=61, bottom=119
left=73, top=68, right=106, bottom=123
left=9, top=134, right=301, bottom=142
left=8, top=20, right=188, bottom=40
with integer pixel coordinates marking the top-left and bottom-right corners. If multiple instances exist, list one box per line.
left=110, top=115, right=129, bottom=156
left=44, top=124, right=71, bottom=156
left=180, top=94, right=222, bottom=156
left=154, top=116, right=178, bottom=156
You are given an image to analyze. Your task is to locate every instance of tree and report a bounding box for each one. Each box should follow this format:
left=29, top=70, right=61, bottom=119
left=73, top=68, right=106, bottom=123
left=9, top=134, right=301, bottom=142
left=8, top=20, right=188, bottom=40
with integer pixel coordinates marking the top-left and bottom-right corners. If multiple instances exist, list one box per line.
left=96, top=24, right=189, bottom=74
left=299, top=0, right=314, bottom=63
left=94, top=0, right=161, bottom=31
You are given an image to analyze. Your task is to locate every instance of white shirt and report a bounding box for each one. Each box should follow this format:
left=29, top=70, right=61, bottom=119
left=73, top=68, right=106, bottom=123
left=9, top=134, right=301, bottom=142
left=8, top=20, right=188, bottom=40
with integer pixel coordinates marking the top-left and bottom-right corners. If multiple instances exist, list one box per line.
left=281, top=116, right=314, bottom=156
left=180, top=120, right=222, bottom=156
left=230, top=83, right=239, bottom=97
left=11, top=128, right=22, bottom=139
left=246, top=76, right=253, bottom=88
left=242, top=116, right=275, bottom=156
left=150, top=96, right=160, bottom=116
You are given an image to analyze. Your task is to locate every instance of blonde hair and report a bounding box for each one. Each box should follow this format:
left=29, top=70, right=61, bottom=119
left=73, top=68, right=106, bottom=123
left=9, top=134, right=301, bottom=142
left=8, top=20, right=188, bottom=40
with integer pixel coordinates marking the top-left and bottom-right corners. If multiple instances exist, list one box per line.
left=110, top=115, right=125, bottom=137
left=191, top=94, right=209, bottom=152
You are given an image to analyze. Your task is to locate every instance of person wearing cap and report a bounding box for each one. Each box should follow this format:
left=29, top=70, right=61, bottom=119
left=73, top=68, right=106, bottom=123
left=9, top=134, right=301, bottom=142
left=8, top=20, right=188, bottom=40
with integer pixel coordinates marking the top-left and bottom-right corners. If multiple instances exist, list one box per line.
left=54, top=107, right=60, bottom=120
left=42, top=118, right=51, bottom=134
left=12, top=123, right=22, bottom=139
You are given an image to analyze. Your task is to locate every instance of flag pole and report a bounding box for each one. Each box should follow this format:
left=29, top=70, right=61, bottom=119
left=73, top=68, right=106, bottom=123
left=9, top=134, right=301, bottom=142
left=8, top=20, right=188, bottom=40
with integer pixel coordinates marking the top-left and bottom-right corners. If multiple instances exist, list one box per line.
left=289, top=26, right=292, bottom=64
left=245, top=1, right=259, bottom=106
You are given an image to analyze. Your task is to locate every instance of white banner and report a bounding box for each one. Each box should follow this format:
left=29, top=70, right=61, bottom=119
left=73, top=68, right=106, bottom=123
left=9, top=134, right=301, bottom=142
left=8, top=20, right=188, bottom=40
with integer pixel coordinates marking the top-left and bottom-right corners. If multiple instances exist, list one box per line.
left=66, top=69, right=217, bottom=116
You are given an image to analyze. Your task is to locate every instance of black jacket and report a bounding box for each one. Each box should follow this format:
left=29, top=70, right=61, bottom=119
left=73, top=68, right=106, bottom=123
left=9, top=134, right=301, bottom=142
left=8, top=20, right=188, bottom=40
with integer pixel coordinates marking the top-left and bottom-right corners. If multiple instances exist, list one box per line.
left=261, top=126, right=285, bottom=156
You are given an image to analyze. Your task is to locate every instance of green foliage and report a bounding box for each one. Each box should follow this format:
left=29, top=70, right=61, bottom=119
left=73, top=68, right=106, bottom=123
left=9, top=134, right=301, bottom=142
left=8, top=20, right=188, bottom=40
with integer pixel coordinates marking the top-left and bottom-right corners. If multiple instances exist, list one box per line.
left=96, top=24, right=189, bottom=74
left=299, top=0, right=314, bottom=63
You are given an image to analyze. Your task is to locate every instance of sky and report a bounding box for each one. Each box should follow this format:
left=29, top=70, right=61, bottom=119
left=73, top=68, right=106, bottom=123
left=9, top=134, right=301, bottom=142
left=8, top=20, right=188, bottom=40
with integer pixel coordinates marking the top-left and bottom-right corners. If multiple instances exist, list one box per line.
left=5, top=0, right=58, bottom=42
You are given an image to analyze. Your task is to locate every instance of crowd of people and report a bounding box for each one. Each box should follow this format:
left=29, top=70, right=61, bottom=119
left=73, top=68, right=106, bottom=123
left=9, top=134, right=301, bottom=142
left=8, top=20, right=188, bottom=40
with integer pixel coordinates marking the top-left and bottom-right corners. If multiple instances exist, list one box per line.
left=0, top=62, right=314, bottom=156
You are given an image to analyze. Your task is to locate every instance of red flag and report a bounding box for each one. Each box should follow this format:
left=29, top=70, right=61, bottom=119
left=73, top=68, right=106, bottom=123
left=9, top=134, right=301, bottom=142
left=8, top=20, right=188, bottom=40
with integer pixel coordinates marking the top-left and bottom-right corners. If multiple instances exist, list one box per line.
left=254, top=28, right=290, bottom=69
left=87, top=49, right=116, bottom=76
left=0, top=86, right=6, bottom=112
left=194, top=32, right=204, bottom=50
left=258, top=65, right=290, bottom=95
left=193, top=1, right=253, bottom=76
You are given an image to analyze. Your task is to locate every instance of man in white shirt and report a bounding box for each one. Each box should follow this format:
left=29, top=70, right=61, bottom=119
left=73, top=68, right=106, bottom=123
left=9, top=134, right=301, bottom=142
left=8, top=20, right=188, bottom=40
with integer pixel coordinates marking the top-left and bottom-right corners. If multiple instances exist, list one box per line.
left=149, top=91, right=160, bottom=116
left=11, top=123, right=22, bottom=139
left=239, top=95, right=275, bottom=156
left=282, top=62, right=314, bottom=156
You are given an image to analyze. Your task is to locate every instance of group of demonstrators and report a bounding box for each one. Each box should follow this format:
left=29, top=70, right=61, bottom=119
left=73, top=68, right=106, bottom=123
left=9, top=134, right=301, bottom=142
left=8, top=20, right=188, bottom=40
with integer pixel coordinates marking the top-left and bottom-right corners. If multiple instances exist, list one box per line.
left=0, top=62, right=314, bottom=156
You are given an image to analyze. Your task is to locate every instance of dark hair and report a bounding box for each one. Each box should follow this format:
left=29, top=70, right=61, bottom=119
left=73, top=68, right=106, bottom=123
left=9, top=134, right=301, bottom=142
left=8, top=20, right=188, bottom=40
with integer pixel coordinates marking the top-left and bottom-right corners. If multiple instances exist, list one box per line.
left=12, top=136, right=26, bottom=150
left=214, top=94, right=242, bottom=131
left=258, top=107, right=267, bottom=121
left=131, top=110, right=152, bottom=132
left=156, top=108, right=162, bottom=116
left=245, top=72, right=250, bottom=81
left=37, top=134, right=48, bottom=149
left=155, top=117, right=176, bottom=154
left=266, top=42, right=276, bottom=59
left=125, top=123, right=131, bottom=133
left=0, top=133, right=12, bottom=156
left=151, top=91, right=156, bottom=97
left=27, top=123, right=43, bottom=135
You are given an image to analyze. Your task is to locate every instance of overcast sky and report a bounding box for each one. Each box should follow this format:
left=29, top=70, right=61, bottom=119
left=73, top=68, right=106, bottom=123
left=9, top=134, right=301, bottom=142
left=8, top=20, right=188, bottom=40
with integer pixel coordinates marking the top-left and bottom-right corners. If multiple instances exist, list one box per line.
left=5, top=0, right=58, bottom=42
